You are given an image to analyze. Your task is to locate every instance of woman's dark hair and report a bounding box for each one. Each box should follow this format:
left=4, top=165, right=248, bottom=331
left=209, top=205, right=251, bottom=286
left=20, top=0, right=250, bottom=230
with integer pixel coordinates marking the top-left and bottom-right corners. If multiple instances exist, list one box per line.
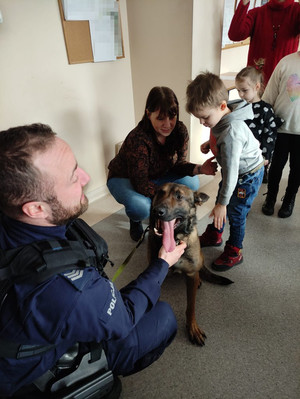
left=141, top=86, right=179, bottom=131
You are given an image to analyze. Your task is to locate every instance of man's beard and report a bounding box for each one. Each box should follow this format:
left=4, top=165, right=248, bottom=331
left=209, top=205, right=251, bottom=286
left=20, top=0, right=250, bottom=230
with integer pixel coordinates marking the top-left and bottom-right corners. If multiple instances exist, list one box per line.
left=46, top=195, right=89, bottom=226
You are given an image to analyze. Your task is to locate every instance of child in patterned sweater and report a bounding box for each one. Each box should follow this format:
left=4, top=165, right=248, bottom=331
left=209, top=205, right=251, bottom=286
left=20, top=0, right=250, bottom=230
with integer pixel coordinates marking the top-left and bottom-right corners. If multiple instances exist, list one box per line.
left=235, top=66, right=284, bottom=183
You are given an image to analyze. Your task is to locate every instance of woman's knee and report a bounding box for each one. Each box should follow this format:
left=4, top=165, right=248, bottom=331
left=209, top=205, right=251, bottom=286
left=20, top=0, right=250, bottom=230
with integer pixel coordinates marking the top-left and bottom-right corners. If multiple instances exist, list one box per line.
left=125, top=197, right=151, bottom=221
left=175, top=175, right=200, bottom=191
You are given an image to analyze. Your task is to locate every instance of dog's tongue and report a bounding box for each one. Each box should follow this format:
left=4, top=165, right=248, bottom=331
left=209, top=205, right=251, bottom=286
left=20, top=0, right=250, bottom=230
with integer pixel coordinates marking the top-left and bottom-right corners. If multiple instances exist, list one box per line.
left=162, top=219, right=176, bottom=252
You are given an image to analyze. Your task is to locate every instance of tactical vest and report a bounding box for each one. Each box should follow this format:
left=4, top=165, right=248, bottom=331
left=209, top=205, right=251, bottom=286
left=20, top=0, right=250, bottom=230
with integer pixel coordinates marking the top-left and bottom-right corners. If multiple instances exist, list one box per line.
left=0, top=217, right=114, bottom=359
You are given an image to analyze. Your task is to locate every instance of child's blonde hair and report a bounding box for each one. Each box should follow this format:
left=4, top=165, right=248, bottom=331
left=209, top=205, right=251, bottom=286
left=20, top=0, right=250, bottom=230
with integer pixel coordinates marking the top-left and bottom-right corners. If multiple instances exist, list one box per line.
left=186, top=71, right=228, bottom=114
left=235, top=66, right=265, bottom=97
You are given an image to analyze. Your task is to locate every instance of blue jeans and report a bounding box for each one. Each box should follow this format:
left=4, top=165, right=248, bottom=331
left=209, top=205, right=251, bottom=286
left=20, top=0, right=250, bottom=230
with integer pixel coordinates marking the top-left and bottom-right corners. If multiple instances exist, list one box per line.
left=107, top=174, right=200, bottom=221
left=210, top=167, right=264, bottom=249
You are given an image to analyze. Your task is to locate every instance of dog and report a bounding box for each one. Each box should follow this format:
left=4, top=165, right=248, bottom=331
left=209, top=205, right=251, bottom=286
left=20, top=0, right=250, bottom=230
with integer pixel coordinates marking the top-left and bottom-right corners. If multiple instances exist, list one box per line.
left=148, top=182, right=233, bottom=346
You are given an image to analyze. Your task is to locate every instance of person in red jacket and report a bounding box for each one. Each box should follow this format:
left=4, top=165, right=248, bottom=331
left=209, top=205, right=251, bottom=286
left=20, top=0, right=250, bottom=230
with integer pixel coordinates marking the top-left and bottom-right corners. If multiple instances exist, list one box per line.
left=228, top=0, right=300, bottom=84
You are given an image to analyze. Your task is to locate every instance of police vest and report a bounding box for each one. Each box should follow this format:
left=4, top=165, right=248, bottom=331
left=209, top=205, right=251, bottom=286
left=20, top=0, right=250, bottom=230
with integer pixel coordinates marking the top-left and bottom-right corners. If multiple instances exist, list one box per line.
left=0, top=218, right=113, bottom=359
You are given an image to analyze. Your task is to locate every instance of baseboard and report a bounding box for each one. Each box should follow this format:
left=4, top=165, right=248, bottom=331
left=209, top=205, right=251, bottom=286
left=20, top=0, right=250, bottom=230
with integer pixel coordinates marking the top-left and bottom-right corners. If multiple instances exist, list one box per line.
left=86, top=185, right=110, bottom=204
left=86, top=174, right=216, bottom=205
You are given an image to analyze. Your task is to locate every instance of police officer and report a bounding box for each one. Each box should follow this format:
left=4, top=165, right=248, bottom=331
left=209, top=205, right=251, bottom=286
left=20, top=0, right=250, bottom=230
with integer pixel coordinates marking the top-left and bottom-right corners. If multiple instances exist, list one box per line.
left=0, top=124, right=186, bottom=397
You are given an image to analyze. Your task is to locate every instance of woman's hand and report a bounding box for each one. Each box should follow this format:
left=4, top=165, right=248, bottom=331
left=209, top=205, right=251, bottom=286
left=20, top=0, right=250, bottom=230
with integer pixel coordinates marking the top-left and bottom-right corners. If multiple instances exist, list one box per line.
left=158, top=241, right=187, bottom=268
left=200, top=156, right=218, bottom=176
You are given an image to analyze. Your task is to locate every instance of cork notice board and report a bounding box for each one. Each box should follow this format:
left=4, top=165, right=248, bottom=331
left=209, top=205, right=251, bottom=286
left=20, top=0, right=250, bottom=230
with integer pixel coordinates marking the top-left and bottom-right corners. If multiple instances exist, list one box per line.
left=58, top=0, right=124, bottom=64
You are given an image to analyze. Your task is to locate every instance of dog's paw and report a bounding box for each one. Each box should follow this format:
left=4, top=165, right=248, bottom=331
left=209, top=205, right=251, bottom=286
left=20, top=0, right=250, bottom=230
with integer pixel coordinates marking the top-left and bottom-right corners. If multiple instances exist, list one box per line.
left=187, top=323, right=207, bottom=346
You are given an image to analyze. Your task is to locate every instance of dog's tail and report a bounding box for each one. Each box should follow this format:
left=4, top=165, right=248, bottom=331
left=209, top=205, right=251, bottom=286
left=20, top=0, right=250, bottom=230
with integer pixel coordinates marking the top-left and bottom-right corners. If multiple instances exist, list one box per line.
left=199, top=265, right=234, bottom=285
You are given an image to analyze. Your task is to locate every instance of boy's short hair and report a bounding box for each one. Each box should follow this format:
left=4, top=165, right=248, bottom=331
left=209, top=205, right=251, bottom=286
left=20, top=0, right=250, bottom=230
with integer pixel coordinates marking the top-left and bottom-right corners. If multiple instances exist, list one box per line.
left=186, top=71, right=229, bottom=114
left=0, top=123, right=56, bottom=217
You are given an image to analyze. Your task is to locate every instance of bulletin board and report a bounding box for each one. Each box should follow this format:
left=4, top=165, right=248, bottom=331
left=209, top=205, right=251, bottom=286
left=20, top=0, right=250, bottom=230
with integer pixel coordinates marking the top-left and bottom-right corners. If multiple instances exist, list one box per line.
left=58, top=0, right=124, bottom=64
left=222, top=0, right=269, bottom=50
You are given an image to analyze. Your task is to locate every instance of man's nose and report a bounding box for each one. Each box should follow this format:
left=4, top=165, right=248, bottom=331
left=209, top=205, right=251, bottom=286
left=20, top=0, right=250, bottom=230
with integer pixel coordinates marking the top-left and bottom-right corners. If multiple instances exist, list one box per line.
left=78, top=167, right=90, bottom=186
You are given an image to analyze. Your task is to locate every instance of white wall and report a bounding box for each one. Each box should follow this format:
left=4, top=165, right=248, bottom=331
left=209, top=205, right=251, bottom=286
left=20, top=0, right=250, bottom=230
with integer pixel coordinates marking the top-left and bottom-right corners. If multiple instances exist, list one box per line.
left=126, top=0, right=193, bottom=130
left=0, top=0, right=244, bottom=202
left=220, top=45, right=249, bottom=74
left=189, top=0, right=225, bottom=170
left=127, top=0, right=226, bottom=173
left=0, top=0, right=135, bottom=201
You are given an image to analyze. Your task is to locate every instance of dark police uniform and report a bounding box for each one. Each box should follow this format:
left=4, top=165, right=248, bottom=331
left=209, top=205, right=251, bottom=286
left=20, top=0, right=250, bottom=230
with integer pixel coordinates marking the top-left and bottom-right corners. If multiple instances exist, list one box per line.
left=0, top=214, right=177, bottom=397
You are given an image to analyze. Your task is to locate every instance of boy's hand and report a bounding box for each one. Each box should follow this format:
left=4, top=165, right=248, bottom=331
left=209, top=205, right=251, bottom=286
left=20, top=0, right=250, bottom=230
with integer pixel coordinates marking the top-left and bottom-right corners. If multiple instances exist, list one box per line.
left=158, top=241, right=187, bottom=268
left=200, top=141, right=210, bottom=154
left=210, top=203, right=226, bottom=230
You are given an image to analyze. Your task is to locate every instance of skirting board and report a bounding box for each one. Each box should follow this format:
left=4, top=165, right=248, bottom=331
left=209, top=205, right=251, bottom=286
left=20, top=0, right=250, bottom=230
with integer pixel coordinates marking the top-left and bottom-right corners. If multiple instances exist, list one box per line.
left=85, top=173, right=216, bottom=206
left=86, top=185, right=110, bottom=204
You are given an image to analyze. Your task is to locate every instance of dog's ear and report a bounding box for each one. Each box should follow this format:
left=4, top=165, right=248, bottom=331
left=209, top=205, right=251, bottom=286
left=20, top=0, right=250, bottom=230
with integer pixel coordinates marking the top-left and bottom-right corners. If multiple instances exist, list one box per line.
left=194, top=191, right=209, bottom=205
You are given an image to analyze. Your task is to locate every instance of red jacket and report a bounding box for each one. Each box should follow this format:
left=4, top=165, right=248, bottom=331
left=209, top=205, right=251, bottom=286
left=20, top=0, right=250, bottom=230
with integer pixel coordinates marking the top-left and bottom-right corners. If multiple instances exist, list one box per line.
left=228, top=0, right=300, bottom=84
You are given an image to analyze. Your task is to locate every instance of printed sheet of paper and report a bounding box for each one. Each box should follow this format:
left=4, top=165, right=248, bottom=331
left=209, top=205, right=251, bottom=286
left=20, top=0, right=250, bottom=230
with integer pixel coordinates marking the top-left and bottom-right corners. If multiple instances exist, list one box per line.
left=62, top=0, right=120, bottom=62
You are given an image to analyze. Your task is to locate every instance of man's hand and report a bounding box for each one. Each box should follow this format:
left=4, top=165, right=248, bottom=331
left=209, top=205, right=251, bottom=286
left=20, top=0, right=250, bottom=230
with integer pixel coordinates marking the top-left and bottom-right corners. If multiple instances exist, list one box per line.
left=242, top=0, right=250, bottom=5
left=158, top=241, right=187, bottom=268
left=200, top=140, right=210, bottom=154
left=210, top=203, right=226, bottom=230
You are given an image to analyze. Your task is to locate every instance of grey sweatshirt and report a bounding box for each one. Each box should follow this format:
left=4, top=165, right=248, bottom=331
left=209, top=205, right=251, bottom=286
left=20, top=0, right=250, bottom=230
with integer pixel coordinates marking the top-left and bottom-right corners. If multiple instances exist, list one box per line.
left=212, top=100, right=263, bottom=206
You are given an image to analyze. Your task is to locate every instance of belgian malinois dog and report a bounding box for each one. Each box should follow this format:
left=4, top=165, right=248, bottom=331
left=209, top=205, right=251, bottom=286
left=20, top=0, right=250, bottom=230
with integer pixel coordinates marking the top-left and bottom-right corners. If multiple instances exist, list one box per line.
left=148, top=182, right=233, bottom=345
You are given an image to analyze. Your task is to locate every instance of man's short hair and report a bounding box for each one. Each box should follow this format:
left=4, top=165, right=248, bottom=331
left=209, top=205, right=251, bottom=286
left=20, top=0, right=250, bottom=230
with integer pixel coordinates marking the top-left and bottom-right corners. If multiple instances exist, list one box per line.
left=186, top=71, right=229, bottom=114
left=0, top=123, right=56, bottom=217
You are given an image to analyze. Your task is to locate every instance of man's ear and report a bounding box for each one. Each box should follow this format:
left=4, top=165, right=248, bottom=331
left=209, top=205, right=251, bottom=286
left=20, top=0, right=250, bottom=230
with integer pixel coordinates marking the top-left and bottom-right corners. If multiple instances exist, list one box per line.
left=22, top=201, right=51, bottom=220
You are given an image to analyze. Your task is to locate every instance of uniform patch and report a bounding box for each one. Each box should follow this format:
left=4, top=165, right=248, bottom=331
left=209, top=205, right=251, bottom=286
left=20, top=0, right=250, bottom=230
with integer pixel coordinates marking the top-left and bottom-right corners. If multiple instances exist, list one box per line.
left=237, top=188, right=246, bottom=198
left=106, top=281, right=117, bottom=316
left=61, top=269, right=91, bottom=291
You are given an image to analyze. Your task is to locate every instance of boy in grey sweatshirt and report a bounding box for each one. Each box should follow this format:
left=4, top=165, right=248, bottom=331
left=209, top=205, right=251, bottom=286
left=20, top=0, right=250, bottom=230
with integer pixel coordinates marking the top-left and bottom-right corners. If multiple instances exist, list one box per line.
left=186, top=72, right=264, bottom=271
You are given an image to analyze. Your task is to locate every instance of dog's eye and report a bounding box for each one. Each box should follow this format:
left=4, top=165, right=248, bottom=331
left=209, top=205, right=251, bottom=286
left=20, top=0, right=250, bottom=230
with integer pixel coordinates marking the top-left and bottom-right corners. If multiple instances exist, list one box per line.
left=175, top=190, right=183, bottom=200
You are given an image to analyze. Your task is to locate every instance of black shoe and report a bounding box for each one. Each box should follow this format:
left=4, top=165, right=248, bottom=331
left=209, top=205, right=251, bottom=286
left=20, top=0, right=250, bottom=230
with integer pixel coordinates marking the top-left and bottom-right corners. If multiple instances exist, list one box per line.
left=262, top=195, right=276, bottom=216
left=278, top=195, right=296, bottom=218
left=129, top=220, right=143, bottom=241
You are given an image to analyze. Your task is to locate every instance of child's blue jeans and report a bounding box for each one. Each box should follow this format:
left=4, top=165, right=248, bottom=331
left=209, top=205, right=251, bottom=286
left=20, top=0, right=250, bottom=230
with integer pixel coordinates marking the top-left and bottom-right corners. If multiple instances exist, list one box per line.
left=211, top=166, right=264, bottom=249
left=107, top=174, right=200, bottom=221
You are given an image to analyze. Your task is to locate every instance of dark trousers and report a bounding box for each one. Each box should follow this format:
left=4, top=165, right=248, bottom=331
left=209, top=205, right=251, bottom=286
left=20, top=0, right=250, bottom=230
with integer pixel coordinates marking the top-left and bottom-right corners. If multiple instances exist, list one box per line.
left=268, top=133, right=300, bottom=200
left=103, top=301, right=177, bottom=376
left=8, top=302, right=177, bottom=398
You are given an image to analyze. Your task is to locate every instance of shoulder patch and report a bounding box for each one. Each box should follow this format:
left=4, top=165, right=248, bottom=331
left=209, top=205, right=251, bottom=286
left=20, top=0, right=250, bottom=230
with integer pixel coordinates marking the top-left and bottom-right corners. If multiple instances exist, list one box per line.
left=61, top=268, right=92, bottom=291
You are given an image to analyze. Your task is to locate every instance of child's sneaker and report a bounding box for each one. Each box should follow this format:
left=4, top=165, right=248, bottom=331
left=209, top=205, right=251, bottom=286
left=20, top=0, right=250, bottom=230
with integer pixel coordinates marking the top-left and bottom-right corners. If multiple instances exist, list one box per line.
left=199, top=224, right=223, bottom=247
left=212, top=243, right=243, bottom=271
